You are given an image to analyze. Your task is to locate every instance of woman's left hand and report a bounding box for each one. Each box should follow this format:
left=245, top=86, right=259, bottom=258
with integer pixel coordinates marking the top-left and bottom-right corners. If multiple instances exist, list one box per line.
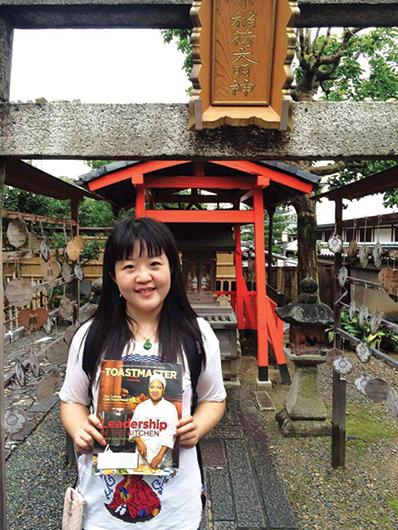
left=176, top=415, right=200, bottom=448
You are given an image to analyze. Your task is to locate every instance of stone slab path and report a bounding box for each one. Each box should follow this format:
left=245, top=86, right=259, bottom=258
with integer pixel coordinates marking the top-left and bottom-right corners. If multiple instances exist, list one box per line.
left=5, top=387, right=297, bottom=529
left=200, top=386, right=297, bottom=530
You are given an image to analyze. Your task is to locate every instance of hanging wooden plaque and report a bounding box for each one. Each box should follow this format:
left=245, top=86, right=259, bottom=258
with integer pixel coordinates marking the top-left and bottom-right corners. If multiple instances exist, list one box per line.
left=29, top=351, right=41, bottom=378
left=74, top=264, right=84, bottom=281
left=188, top=0, right=299, bottom=131
left=378, top=268, right=398, bottom=297
left=358, top=305, right=369, bottom=328
left=325, top=348, right=343, bottom=367
left=59, top=296, right=74, bottom=319
left=40, top=239, right=49, bottom=261
left=40, top=260, right=61, bottom=283
left=43, top=316, right=53, bottom=335
left=7, top=219, right=28, bottom=248
left=355, top=341, right=371, bottom=363
left=5, top=278, right=34, bottom=308
left=28, top=231, right=39, bottom=253
left=36, top=373, right=56, bottom=402
left=348, top=299, right=356, bottom=321
left=66, top=238, right=81, bottom=261
left=332, top=356, right=353, bottom=376
left=62, top=262, right=74, bottom=283
left=373, top=242, right=383, bottom=269
left=74, top=235, right=84, bottom=250
left=364, top=377, right=390, bottom=403
left=354, top=375, right=370, bottom=395
left=387, top=388, right=398, bottom=420
left=4, top=408, right=27, bottom=436
left=18, top=307, right=49, bottom=331
left=348, top=239, right=357, bottom=261
left=14, top=358, right=26, bottom=387
left=47, top=340, right=69, bottom=365
left=50, top=368, right=62, bottom=391
left=370, top=310, right=382, bottom=335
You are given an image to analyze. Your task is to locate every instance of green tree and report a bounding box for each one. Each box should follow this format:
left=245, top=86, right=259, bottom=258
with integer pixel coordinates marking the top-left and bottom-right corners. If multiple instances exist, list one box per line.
left=85, top=160, right=115, bottom=170
left=3, top=186, right=115, bottom=228
left=241, top=208, right=292, bottom=255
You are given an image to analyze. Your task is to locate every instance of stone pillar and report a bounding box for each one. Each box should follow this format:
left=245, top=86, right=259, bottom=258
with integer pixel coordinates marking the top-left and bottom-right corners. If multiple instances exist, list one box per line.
left=0, top=15, right=14, bottom=530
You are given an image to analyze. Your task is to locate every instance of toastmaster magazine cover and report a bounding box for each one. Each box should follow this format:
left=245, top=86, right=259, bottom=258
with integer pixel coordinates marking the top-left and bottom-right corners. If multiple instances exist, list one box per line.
left=93, top=360, right=183, bottom=476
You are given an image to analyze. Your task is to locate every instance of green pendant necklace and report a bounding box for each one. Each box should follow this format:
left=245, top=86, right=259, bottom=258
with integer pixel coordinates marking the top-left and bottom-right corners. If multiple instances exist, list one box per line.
left=143, top=338, right=152, bottom=351
left=137, top=330, right=156, bottom=350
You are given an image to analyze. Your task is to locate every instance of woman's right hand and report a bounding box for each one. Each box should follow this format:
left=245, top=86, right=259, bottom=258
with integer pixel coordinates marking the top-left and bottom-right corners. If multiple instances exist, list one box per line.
left=73, top=414, right=106, bottom=454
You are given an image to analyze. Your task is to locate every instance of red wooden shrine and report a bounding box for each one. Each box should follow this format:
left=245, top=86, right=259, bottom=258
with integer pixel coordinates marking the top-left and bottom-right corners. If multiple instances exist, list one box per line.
left=85, top=160, right=317, bottom=383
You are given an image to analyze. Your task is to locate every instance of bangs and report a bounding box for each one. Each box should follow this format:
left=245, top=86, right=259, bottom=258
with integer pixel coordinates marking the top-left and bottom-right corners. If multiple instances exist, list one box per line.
left=112, top=219, right=166, bottom=262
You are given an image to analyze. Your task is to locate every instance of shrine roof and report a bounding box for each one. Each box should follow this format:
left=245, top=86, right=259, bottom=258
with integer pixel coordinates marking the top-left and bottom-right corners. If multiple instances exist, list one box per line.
left=78, top=160, right=320, bottom=210
left=316, top=164, right=398, bottom=201
left=6, top=159, right=101, bottom=201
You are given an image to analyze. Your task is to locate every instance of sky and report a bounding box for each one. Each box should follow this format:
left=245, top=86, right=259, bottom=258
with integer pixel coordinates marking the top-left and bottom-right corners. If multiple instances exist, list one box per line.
left=10, top=28, right=189, bottom=178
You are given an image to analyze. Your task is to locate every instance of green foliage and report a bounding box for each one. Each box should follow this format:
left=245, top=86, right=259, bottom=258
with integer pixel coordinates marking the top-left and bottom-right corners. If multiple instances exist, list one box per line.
left=339, top=310, right=398, bottom=353
left=318, top=28, right=398, bottom=102
left=79, top=198, right=114, bottom=227
left=161, top=29, right=193, bottom=81
left=80, top=238, right=104, bottom=264
left=3, top=186, right=115, bottom=228
left=241, top=208, right=292, bottom=255
left=4, top=186, right=71, bottom=219
left=296, top=27, right=398, bottom=205
left=85, top=160, right=115, bottom=170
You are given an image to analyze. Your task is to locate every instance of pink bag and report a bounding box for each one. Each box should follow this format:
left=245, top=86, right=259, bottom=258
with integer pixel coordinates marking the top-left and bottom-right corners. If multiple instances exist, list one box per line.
left=62, top=486, right=87, bottom=530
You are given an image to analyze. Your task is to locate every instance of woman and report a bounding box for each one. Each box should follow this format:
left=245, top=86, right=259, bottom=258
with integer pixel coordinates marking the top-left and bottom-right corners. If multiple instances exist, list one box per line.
left=59, top=217, right=226, bottom=529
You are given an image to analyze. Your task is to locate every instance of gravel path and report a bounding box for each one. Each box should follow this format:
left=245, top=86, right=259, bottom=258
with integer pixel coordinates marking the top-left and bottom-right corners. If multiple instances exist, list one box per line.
left=6, top=403, right=76, bottom=530
left=241, top=351, right=398, bottom=530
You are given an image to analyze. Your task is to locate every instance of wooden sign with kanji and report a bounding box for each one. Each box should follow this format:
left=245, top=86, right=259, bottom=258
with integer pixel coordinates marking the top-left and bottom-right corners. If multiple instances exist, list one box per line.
left=188, top=0, right=299, bottom=131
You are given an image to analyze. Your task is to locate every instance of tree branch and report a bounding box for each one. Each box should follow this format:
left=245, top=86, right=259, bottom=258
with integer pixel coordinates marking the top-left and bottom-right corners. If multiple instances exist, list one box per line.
left=309, top=162, right=347, bottom=176
left=314, top=27, right=331, bottom=68
left=309, top=160, right=368, bottom=177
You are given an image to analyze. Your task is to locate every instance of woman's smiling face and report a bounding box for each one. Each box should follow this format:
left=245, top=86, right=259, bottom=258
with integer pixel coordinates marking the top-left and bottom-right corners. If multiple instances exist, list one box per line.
left=113, top=241, right=171, bottom=320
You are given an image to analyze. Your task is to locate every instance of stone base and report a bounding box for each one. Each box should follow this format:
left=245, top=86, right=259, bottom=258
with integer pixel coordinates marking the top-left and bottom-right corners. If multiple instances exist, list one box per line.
left=276, top=408, right=332, bottom=437
left=285, top=364, right=327, bottom=420
left=256, top=378, right=272, bottom=389
left=224, top=379, right=241, bottom=387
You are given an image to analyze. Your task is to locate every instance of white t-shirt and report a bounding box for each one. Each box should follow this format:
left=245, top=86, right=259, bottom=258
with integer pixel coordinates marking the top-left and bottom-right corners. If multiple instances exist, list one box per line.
left=59, top=318, right=226, bottom=530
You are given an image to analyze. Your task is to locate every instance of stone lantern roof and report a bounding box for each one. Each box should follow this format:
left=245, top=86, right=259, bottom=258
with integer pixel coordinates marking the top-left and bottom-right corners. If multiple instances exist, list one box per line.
left=275, top=277, right=333, bottom=326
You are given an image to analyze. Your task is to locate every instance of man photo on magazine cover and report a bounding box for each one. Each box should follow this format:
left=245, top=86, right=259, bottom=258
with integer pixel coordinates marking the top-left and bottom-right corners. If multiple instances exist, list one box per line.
left=130, top=374, right=179, bottom=471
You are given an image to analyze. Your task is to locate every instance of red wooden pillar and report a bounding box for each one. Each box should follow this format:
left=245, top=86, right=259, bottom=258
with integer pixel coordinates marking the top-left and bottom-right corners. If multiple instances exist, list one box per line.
left=253, top=186, right=269, bottom=382
left=133, top=175, right=146, bottom=218
left=234, top=225, right=244, bottom=329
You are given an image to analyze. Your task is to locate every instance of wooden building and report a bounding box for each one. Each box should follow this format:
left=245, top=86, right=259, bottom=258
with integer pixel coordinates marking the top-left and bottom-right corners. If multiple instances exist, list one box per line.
left=79, top=159, right=320, bottom=383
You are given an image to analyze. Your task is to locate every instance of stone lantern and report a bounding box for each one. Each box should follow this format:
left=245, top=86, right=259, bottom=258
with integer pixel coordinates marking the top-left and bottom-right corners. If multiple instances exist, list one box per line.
left=275, top=277, right=333, bottom=436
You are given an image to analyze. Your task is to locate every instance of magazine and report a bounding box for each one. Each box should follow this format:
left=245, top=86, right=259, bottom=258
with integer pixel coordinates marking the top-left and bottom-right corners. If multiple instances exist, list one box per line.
left=93, top=360, right=182, bottom=476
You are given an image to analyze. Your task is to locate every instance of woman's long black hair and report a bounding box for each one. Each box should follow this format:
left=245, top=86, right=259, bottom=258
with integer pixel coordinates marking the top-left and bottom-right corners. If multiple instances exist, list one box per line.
left=83, top=217, right=205, bottom=389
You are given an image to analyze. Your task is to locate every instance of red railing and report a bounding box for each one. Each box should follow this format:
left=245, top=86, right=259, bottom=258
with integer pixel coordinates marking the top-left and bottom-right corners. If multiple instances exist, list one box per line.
left=216, top=289, right=285, bottom=362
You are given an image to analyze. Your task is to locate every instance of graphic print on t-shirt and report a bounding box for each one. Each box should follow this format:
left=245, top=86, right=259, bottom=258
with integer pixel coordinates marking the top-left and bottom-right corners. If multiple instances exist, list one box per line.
left=105, top=474, right=161, bottom=523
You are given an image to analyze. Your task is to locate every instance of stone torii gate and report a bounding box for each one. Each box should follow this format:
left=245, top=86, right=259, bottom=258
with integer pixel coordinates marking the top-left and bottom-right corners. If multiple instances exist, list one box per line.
left=1, top=0, right=398, bottom=527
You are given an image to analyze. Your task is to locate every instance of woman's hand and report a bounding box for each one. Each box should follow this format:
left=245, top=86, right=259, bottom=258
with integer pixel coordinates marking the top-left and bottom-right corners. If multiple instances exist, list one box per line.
left=176, top=415, right=200, bottom=448
left=73, top=414, right=106, bottom=454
